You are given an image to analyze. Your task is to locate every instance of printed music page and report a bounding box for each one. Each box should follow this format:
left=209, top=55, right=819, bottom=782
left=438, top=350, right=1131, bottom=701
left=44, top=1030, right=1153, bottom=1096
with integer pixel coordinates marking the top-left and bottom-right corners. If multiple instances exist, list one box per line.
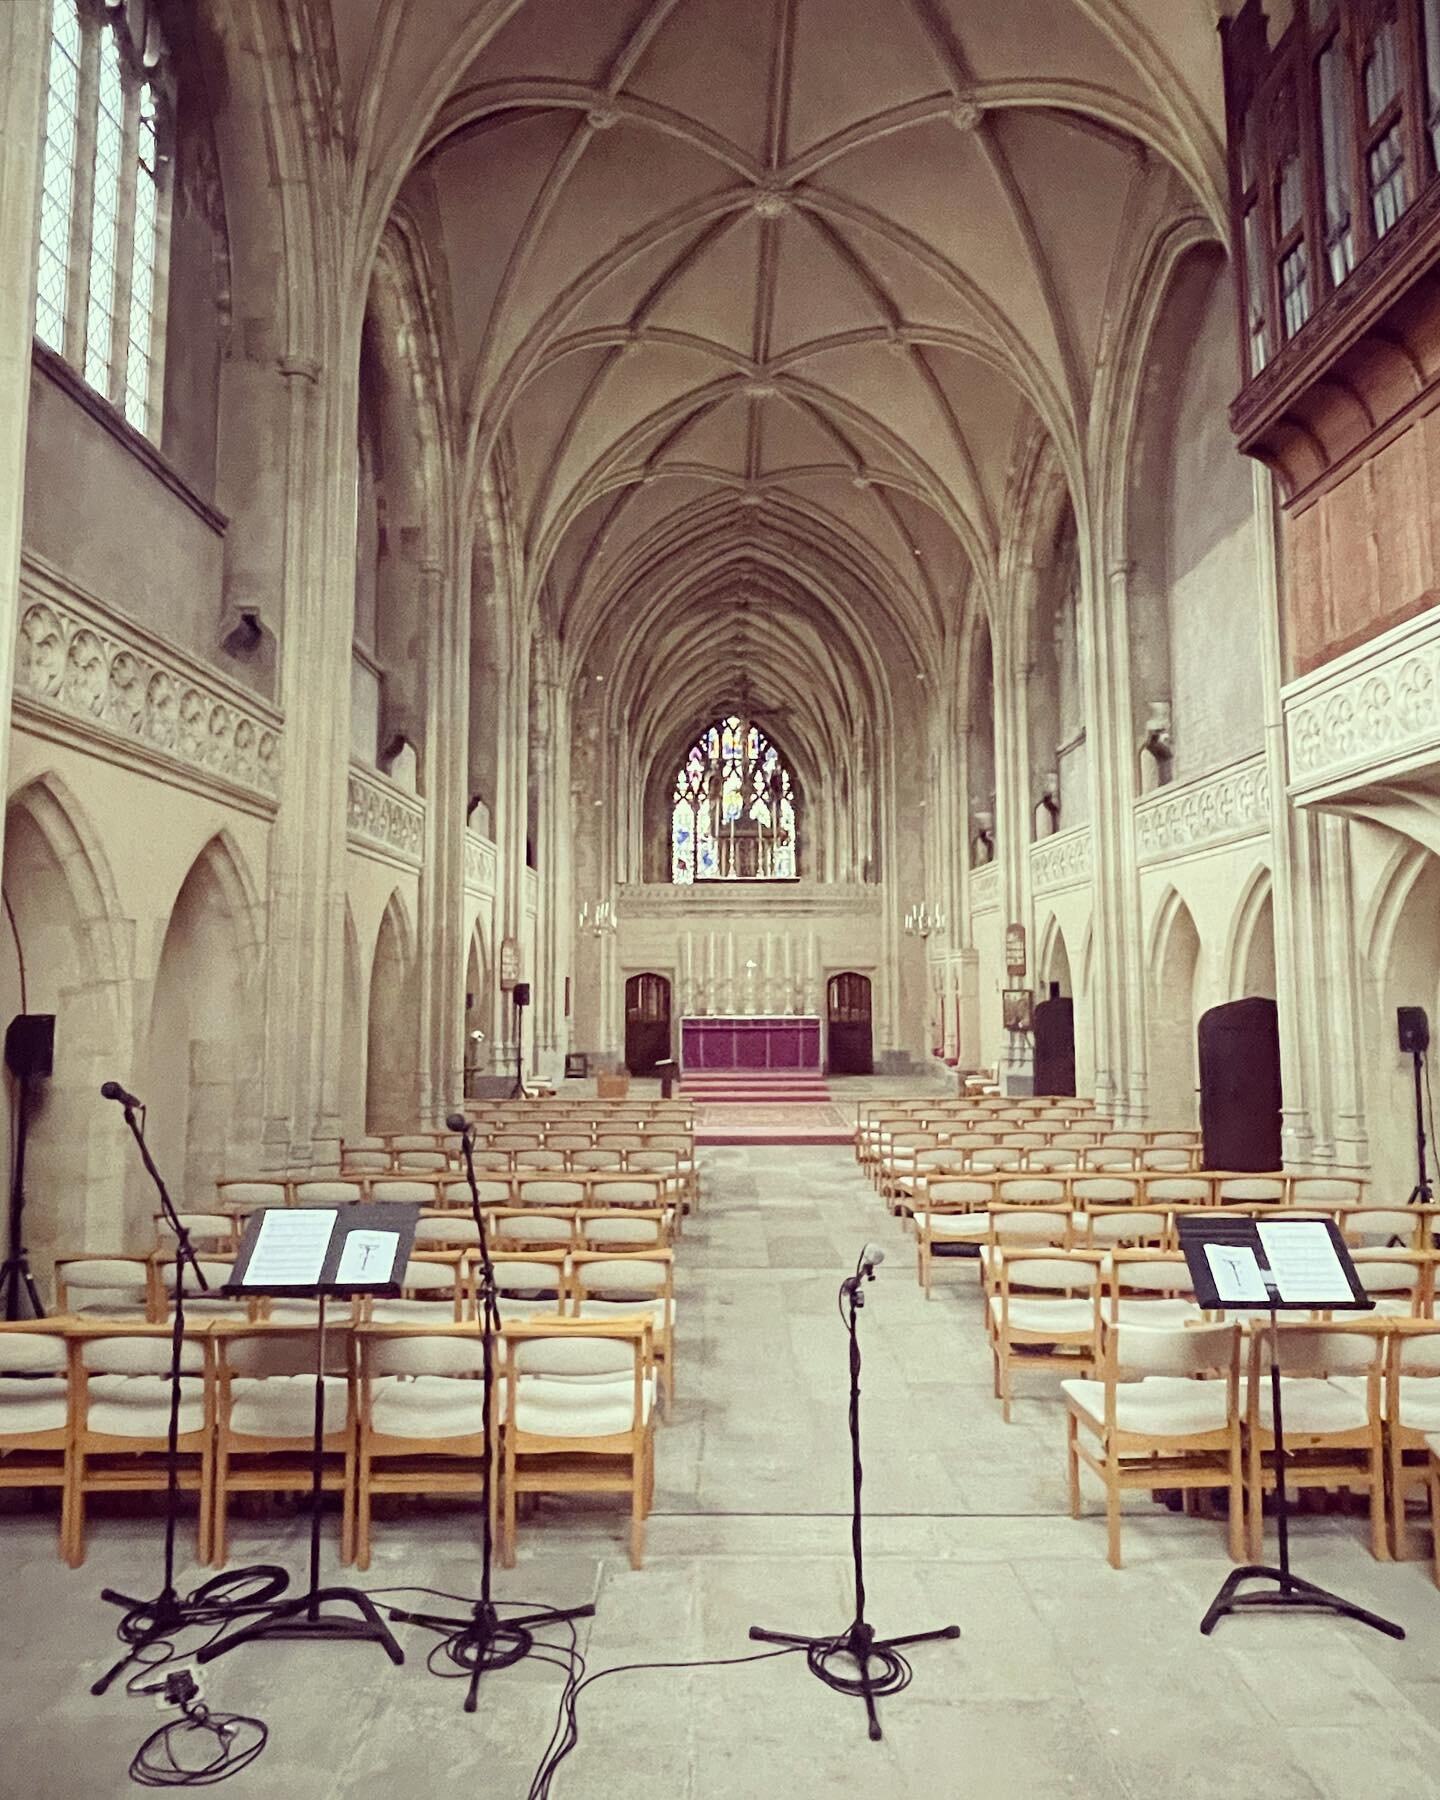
left=244, top=1209, right=336, bottom=1287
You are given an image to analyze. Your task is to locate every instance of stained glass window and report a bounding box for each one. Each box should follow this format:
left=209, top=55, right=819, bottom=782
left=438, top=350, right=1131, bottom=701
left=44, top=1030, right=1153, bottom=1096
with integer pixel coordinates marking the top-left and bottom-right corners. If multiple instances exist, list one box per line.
left=35, top=0, right=81, bottom=353
left=671, top=715, right=797, bottom=884
left=33, top=2, right=168, bottom=437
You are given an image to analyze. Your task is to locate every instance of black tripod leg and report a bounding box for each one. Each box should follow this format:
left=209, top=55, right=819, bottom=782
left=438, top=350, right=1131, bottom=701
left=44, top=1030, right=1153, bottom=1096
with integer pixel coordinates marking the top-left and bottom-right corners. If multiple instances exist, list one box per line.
left=877, top=1624, right=963, bottom=1651
left=748, top=1627, right=821, bottom=1649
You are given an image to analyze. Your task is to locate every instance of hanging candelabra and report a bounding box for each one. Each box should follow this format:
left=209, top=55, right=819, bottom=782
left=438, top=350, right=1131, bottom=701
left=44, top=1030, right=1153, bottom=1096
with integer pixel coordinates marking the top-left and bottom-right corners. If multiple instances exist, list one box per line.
left=903, top=902, right=946, bottom=940
left=577, top=898, right=619, bottom=937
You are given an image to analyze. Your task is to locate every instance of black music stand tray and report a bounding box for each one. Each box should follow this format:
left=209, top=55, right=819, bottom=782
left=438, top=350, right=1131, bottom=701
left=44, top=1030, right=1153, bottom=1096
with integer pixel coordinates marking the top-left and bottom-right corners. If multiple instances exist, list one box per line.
left=1177, top=1214, right=1404, bottom=1641
left=198, top=1202, right=420, bottom=1666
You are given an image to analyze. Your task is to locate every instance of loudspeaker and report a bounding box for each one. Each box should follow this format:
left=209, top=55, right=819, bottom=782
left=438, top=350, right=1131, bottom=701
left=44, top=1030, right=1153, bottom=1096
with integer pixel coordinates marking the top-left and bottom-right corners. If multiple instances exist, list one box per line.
left=513, top=982, right=531, bottom=1009
left=4, top=1014, right=54, bottom=1081
left=1398, top=1006, right=1430, bottom=1055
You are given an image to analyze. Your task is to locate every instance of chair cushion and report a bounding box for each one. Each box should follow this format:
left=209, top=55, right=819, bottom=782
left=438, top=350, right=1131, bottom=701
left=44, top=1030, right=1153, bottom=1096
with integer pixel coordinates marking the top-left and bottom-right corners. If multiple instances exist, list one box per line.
left=513, top=1375, right=654, bottom=1437
left=370, top=1375, right=484, bottom=1441
left=915, top=1211, right=989, bottom=1239
left=1388, top=1375, right=1440, bottom=1432
left=228, top=1374, right=348, bottom=1439
left=575, top=1297, right=673, bottom=1332
left=1252, top=1379, right=1369, bottom=1436
left=989, top=1298, right=1097, bottom=1335
left=1062, top=1375, right=1233, bottom=1437
left=84, top=1374, right=205, bottom=1437
left=0, top=1378, right=69, bottom=1434
left=1111, top=1299, right=1206, bottom=1327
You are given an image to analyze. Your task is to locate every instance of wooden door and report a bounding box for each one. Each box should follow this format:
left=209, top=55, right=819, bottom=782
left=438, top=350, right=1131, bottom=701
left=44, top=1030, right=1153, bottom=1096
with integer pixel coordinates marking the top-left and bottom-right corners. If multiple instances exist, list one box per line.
left=1198, top=997, right=1282, bottom=1171
left=1032, top=996, right=1076, bottom=1097
left=624, top=974, right=672, bottom=1077
left=827, top=973, right=874, bottom=1076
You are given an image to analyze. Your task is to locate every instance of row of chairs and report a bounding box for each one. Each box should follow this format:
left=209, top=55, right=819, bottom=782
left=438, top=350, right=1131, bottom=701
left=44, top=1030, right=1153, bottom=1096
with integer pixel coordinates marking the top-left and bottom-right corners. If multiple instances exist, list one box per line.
left=212, top=1169, right=687, bottom=1220
left=1056, top=1316, right=1440, bottom=1571
left=0, top=1315, right=659, bottom=1572
left=341, top=1131, right=696, bottom=1174
left=159, top=1203, right=675, bottom=1259
left=865, top=1133, right=1205, bottom=1189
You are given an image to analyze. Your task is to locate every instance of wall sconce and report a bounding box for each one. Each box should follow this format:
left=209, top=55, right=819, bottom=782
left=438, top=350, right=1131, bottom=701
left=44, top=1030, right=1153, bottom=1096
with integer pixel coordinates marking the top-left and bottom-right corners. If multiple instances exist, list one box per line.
left=903, top=903, right=946, bottom=940
left=578, top=899, right=619, bottom=938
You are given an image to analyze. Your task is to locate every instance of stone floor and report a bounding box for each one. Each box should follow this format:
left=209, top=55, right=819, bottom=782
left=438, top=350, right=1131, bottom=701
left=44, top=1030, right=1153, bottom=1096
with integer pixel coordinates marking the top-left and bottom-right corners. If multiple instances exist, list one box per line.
left=6, top=1143, right=1440, bottom=1798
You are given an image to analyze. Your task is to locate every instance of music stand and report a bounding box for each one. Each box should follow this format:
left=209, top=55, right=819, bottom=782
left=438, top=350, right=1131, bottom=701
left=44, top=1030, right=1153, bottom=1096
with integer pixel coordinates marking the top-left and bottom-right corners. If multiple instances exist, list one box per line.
left=198, top=1203, right=420, bottom=1667
left=1177, top=1214, right=1404, bottom=1641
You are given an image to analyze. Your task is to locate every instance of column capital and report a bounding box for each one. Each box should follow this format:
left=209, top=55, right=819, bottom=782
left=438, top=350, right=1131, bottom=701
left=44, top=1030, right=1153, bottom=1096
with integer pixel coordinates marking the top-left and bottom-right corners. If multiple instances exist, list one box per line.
left=278, top=354, right=321, bottom=385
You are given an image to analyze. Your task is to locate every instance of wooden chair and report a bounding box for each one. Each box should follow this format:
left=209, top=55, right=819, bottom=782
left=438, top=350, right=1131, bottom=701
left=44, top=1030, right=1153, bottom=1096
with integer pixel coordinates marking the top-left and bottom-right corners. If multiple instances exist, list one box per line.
left=1243, top=1322, right=1387, bottom=1561
left=1217, top=1177, right=1286, bottom=1206
left=1076, top=1207, right=1172, bottom=1253
left=0, top=1329, right=72, bottom=1559
left=152, top=1258, right=248, bottom=1320
left=341, top=1150, right=392, bottom=1174
left=210, top=1325, right=355, bottom=1568
left=155, top=1211, right=238, bottom=1254
left=491, top=1253, right=570, bottom=1324
left=1384, top=1326, right=1440, bottom=1557
left=569, top=1250, right=676, bottom=1410
left=68, top=1330, right=212, bottom=1567
left=353, top=1324, right=489, bottom=1570
left=53, top=1255, right=153, bottom=1320
left=988, top=1249, right=1104, bottom=1422
left=1103, top=1249, right=1203, bottom=1324
left=577, top=1209, right=670, bottom=1250
left=913, top=1179, right=994, bottom=1298
left=1064, top=1319, right=1243, bottom=1568
left=498, top=1320, right=655, bottom=1570
left=292, top=1180, right=363, bottom=1207
left=490, top=1208, right=577, bottom=1252
left=414, top=1214, right=482, bottom=1251
left=367, top=1254, right=468, bottom=1324
left=395, top=1150, right=449, bottom=1173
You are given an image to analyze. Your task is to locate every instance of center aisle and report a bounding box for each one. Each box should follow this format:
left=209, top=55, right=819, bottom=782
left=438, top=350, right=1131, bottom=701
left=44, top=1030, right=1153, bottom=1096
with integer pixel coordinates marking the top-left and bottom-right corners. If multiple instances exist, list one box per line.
left=656, top=1143, right=1064, bottom=1519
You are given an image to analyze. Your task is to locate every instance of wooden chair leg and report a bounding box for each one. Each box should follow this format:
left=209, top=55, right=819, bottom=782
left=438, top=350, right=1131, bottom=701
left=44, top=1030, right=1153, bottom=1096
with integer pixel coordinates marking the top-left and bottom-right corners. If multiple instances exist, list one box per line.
left=1246, top=1436, right=1264, bottom=1562
left=1227, top=1438, right=1245, bottom=1562
left=1369, top=1447, right=1389, bottom=1561
left=1105, top=1455, right=1123, bottom=1569
left=1430, top=1461, right=1440, bottom=1588
left=1065, top=1413, right=1081, bottom=1518
left=629, top=1455, right=645, bottom=1570
left=356, top=1455, right=372, bottom=1573
left=210, top=1460, right=228, bottom=1569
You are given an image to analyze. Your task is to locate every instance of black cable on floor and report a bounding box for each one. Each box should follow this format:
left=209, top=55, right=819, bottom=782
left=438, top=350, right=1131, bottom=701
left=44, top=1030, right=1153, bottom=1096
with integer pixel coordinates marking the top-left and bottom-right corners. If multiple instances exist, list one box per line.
left=129, top=1682, right=266, bottom=1788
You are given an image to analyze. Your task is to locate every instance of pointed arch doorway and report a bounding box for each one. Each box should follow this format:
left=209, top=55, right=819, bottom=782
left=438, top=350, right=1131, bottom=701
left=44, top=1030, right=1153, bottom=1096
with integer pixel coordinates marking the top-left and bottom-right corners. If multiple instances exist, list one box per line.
left=827, top=973, right=873, bottom=1075
left=625, top=974, right=672, bottom=1076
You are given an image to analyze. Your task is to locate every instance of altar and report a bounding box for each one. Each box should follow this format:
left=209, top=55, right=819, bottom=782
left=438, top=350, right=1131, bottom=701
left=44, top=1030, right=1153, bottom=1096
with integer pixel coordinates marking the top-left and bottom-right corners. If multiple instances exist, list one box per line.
left=680, top=1015, right=822, bottom=1072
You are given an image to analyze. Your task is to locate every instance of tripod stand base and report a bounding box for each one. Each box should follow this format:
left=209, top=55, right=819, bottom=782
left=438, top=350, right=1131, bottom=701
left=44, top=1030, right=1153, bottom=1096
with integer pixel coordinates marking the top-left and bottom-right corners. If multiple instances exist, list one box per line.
left=196, top=1585, right=405, bottom=1665
left=749, top=1618, right=961, bottom=1741
left=390, top=1598, right=596, bottom=1712
left=1199, top=1564, right=1405, bottom=1640
left=91, top=1565, right=291, bottom=1694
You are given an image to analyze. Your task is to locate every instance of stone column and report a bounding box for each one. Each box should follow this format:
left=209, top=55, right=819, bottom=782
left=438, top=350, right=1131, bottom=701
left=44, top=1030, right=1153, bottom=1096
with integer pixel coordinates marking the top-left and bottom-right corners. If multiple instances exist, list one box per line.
left=257, top=353, right=357, bottom=1172
left=1075, top=547, right=1146, bottom=1124
left=0, top=2, right=48, bottom=879
left=993, top=583, right=1035, bottom=1091
left=489, top=615, right=529, bottom=1073
left=417, top=556, right=469, bottom=1124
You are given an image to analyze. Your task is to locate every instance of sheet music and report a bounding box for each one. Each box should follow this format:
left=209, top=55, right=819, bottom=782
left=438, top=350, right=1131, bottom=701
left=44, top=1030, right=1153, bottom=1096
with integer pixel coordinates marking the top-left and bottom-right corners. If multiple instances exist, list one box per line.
left=244, top=1209, right=335, bottom=1287
left=335, top=1229, right=400, bottom=1286
left=1256, top=1220, right=1354, bottom=1304
left=1203, top=1242, right=1270, bottom=1304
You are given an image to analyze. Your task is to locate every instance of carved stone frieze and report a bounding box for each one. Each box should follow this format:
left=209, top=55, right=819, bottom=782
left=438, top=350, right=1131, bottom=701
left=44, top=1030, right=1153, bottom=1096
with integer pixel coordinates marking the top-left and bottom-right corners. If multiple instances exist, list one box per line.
left=969, top=863, right=1000, bottom=912
left=618, top=881, right=881, bottom=917
left=1285, top=609, right=1440, bottom=802
left=1029, top=825, right=1092, bottom=893
left=15, top=578, right=280, bottom=804
left=464, top=829, right=498, bottom=895
left=347, top=763, right=424, bottom=867
left=1133, top=754, right=1269, bottom=863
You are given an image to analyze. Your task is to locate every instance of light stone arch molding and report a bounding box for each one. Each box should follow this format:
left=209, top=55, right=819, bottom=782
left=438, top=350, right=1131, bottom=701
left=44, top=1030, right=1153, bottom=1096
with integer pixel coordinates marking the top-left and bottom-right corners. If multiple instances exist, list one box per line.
left=5, top=770, right=134, bottom=996
left=1220, top=862, right=1275, bottom=1004
left=160, top=829, right=267, bottom=998
left=15, top=561, right=282, bottom=816
left=1146, top=883, right=1205, bottom=1004
left=1360, top=831, right=1433, bottom=982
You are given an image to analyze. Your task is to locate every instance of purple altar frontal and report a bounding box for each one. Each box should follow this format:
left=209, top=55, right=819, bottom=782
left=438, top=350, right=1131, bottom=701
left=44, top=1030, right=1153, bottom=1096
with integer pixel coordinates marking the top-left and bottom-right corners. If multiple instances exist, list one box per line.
left=680, top=1016, right=822, bottom=1072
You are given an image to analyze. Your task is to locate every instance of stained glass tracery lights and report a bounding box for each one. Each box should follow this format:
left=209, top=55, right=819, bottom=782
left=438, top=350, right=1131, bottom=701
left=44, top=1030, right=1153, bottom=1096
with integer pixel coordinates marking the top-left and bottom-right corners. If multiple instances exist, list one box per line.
left=671, top=716, right=797, bottom=885
left=35, top=0, right=81, bottom=354
left=33, top=0, right=168, bottom=436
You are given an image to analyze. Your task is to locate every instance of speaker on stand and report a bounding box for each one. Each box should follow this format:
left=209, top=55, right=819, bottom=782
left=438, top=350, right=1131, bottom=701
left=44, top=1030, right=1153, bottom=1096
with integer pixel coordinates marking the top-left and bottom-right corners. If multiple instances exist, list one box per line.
left=510, top=983, right=531, bottom=1099
left=2, top=1013, right=54, bottom=1320
left=1398, top=1007, right=1433, bottom=1206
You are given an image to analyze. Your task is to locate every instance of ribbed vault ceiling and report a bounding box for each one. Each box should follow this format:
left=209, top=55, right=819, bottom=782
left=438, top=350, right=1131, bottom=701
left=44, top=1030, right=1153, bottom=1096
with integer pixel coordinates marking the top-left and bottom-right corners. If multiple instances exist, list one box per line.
left=350, top=0, right=1227, bottom=750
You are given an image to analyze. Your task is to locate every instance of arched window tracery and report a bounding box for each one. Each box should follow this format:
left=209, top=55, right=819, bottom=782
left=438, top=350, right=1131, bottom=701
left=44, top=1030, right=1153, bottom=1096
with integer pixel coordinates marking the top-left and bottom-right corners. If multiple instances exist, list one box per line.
left=671, top=715, right=797, bottom=884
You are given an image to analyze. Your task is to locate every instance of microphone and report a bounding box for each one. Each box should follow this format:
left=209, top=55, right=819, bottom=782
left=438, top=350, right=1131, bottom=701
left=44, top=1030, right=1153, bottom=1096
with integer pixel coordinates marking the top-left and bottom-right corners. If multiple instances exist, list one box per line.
left=857, top=1243, right=886, bottom=1280
left=445, top=1112, right=468, bottom=1134
left=100, top=1081, right=142, bottom=1109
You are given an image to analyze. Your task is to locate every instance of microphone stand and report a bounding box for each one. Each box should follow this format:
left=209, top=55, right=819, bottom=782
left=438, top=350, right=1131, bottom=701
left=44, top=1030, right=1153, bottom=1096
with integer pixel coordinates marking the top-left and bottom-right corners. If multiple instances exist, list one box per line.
left=1405, top=1048, right=1433, bottom=1206
left=91, top=1092, right=287, bottom=1695
left=387, top=1115, right=595, bottom=1712
left=749, top=1245, right=960, bottom=1740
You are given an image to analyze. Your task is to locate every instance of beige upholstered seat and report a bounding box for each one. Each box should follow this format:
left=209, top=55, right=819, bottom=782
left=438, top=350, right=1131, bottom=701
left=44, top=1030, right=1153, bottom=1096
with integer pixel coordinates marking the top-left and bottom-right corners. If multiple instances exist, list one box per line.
left=0, top=1331, right=71, bottom=1559
left=1063, top=1319, right=1243, bottom=1568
